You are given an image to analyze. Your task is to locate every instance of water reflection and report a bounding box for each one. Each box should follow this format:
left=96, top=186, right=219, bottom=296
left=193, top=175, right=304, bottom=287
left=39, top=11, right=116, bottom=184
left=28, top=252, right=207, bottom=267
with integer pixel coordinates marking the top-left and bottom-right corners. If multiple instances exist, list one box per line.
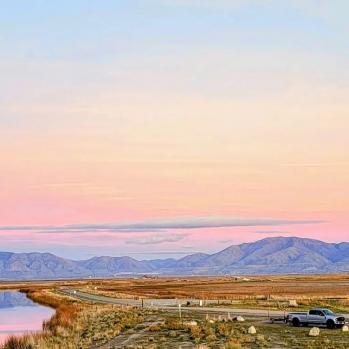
left=0, top=291, right=33, bottom=309
left=0, top=291, right=54, bottom=345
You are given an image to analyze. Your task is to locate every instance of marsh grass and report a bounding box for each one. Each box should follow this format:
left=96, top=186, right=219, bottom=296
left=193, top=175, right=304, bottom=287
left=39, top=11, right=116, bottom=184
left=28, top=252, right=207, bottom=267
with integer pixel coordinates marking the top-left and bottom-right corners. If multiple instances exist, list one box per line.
left=1, top=335, right=36, bottom=349
left=0, top=289, right=81, bottom=349
left=1, top=289, right=150, bottom=349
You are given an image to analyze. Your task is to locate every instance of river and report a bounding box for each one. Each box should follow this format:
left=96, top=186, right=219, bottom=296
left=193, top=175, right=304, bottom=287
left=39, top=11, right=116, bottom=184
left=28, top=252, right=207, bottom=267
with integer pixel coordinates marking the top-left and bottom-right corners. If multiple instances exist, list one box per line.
left=0, top=291, right=54, bottom=345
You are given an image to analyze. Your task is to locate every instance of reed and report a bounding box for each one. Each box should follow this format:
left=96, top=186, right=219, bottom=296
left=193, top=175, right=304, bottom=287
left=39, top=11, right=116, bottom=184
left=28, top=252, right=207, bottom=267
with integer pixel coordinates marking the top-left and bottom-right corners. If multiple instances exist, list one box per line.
left=0, top=290, right=81, bottom=349
left=1, top=333, right=38, bottom=349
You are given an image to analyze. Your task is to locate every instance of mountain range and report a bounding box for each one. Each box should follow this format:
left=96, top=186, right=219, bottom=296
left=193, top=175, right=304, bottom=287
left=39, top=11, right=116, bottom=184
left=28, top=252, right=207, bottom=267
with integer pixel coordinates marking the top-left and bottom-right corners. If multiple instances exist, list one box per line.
left=1, top=237, right=348, bottom=279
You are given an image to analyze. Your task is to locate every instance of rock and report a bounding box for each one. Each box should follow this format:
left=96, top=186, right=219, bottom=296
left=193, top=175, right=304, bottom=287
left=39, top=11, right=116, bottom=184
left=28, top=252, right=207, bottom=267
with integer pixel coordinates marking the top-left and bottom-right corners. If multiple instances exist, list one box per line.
left=208, top=319, right=215, bottom=324
left=309, top=327, right=320, bottom=337
left=185, top=320, right=198, bottom=326
left=289, top=299, right=298, bottom=306
left=342, top=325, right=349, bottom=332
left=248, top=326, right=257, bottom=334
left=236, top=316, right=245, bottom=322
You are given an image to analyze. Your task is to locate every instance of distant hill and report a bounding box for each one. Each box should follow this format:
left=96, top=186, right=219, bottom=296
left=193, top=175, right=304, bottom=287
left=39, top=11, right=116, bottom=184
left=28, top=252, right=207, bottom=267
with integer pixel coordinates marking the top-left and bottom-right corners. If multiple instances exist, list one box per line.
left=0, top=237, right=348, bottom=279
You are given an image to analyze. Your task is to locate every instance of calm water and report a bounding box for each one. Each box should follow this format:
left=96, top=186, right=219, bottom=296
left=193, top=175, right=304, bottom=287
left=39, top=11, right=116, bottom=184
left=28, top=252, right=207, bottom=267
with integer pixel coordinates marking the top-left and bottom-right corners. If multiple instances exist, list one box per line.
left=0, top=291, right=54, bottom=345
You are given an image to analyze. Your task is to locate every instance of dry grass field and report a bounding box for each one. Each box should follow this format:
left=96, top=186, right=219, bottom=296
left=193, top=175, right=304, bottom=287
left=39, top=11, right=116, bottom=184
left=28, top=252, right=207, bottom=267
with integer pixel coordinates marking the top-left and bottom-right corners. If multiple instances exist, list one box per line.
left=2, top=274, right=349, bottom=300
left=75, top=274, right=349, bottom=299
left=1, top=275, right=349, bottom=348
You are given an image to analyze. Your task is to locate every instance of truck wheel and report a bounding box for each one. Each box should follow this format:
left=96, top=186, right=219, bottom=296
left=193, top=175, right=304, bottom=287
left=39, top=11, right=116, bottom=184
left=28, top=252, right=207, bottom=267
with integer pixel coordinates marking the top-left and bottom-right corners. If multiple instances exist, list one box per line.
left=326, top=320, right=335, bottom=329
left=292, top=318, right=300, bottom=327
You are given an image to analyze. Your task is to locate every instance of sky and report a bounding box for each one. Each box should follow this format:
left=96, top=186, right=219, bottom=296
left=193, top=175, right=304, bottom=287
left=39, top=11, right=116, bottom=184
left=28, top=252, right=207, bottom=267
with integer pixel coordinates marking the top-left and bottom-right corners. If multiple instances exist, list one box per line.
left=0, top=0, right=348, bottom=259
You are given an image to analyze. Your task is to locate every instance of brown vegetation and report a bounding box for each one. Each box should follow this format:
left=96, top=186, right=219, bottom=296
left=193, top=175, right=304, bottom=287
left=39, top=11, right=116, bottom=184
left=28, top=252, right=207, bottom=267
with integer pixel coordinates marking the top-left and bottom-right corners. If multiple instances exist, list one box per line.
left=85, top=274, right=349, bottom=300
left=2, top=274, right=349, bottom=300
left=1, top=274, right=349, bottom=348
left=0, top=289, right=147, bottom=349
left=1, top=289, right=81, bottom=349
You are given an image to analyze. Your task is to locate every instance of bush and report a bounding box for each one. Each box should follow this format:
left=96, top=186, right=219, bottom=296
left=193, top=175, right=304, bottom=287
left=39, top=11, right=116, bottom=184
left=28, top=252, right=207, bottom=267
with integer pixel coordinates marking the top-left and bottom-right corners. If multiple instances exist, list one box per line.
left=205, top=334, right=217, bottom=342
left=224, top=339, right=243, bottom=349
left=217, top=323, right=230, bottom=337
left=164, top=318, right=183, bottom=330
left=168, top=331, right=177, bottom=338
left=190, top=326, right=202, bottom=339
left=149, top=325, right=162, bottom=332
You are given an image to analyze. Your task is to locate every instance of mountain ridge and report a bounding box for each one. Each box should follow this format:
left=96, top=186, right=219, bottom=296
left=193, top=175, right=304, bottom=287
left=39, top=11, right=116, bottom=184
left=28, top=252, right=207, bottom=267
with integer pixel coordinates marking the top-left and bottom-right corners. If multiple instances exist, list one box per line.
left=0, top=237, right=348, bottom=279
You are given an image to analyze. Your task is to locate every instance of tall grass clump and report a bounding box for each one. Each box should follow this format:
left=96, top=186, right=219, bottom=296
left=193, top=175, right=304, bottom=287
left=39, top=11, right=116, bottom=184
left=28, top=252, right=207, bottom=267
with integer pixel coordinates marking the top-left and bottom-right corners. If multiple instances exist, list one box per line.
left=1, top=334, right=38, bottom=349
left=23, top=289, right=81, bottom=332
left=1, top=289, right=81, bottom=349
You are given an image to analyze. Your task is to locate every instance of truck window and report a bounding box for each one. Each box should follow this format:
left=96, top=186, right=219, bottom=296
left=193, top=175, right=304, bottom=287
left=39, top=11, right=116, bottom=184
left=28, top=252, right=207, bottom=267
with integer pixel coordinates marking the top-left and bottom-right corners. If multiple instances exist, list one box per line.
left=309, top=310, right=317, bottom=315
left=323, top=309, right=334, bottom=316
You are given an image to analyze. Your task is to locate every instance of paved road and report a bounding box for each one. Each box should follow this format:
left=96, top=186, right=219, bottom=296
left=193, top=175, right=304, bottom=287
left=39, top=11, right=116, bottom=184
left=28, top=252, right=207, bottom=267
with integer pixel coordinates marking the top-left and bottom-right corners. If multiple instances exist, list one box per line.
left=59, top=289, right=349, bottom=321
left=57, top=289, right=297, bottom=319
left=59, top=289, right=225, bottom=307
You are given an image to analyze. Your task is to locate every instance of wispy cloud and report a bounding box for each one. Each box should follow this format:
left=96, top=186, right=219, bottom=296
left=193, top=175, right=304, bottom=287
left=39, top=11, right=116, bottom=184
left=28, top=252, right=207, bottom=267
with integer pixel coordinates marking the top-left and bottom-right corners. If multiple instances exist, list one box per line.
left=125, top=233, right=186, bottom=245
left=281, top=162, right=349, bottom=167
left=28, top=182, right=93, bottom=189
left=254, top=230, right=291, bottom=234
left=159, top=0, right=249, bottom=10
left=35, top=228, right=165, bottom=234
left=0, top=217, right=323, bottom=233
left=218, top=239, right=234, bottom=244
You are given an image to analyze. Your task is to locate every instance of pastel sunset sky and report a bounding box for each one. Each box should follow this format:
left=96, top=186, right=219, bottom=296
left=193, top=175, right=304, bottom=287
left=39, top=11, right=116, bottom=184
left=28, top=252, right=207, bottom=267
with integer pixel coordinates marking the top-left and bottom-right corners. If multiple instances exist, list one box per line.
left=1, top=1, right=348, bottom=259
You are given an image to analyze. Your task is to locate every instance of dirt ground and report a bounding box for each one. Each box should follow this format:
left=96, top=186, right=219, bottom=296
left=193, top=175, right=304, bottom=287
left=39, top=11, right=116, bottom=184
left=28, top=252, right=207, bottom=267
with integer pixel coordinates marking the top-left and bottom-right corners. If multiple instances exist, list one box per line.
left=89, top=310, right=349, bottom=349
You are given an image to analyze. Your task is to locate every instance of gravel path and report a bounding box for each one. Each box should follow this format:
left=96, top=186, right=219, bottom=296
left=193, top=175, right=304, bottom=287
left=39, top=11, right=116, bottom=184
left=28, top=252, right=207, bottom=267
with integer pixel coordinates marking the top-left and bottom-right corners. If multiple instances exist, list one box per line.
left=90, top=321, right=160, bottom=349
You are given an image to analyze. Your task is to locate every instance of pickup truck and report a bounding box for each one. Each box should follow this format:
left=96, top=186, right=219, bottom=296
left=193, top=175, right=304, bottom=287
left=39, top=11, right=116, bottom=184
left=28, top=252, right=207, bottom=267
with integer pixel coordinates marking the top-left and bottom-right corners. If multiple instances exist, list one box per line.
left=287, top=308, right=346, bottom=329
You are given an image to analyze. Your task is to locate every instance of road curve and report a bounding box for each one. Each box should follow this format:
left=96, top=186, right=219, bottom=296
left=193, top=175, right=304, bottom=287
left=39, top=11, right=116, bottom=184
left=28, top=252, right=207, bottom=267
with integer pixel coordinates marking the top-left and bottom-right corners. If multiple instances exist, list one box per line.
left=57, top=289, right=308, bottom=319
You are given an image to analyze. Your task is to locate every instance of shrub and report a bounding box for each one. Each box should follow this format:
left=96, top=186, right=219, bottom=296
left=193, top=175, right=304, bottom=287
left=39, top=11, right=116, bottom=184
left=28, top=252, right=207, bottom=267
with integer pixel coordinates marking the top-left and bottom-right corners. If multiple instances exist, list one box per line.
left=205, top=334, right=217, bottom=342
left=149, top=325, right=162, bottom=332
left=190, top=325, right=202, bottom=339
left=224, top=339, right=243, bottom=349
left=164, top=318, right=183, bottom=330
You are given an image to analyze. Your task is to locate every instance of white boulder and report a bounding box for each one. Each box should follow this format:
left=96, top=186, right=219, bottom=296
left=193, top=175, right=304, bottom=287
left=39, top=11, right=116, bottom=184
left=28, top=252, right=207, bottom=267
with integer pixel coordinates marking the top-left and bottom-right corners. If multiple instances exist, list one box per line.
left=236, top=316, right=245, bottom=322
left=309, top=327, right=320, bottom=337
left=342, top=325, right=349, bottom=332
left=248, top=326, right=257, bottom=334
left=289, top=300, right=298, bottom=307
left=185, top=321, right=198, bottom=326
